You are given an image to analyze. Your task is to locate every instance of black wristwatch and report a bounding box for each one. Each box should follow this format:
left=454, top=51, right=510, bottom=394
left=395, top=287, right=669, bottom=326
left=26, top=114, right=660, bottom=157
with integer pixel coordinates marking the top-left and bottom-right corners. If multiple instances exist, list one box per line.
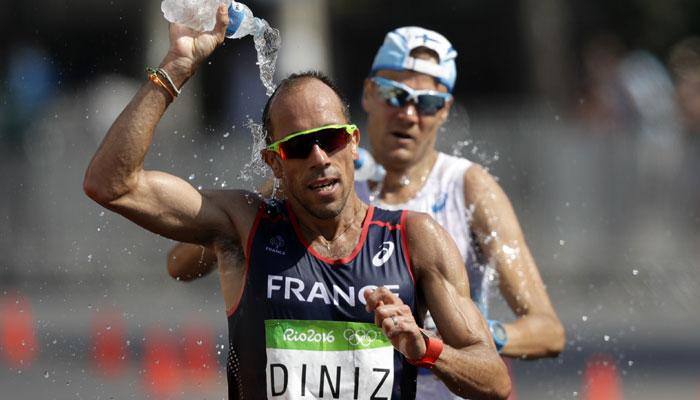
left=488, top=319, right=508, bottom=353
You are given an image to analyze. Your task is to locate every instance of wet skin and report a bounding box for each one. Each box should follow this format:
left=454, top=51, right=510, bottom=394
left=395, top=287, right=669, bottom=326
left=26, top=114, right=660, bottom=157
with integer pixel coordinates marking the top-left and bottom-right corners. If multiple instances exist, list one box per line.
left=263, top=78, right=361, bottom=224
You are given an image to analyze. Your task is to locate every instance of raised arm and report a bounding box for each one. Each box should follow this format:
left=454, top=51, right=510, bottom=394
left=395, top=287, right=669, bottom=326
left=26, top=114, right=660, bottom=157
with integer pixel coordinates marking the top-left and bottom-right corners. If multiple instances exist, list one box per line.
left=365, top=212, right=511, bottom=400
left=465, top=164, right=565, bottom=358
left=83, top=5, right=255, bottom=246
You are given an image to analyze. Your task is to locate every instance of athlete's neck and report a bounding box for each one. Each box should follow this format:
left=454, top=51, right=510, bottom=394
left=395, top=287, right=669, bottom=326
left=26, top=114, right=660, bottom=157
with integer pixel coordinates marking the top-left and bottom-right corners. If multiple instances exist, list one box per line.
left=379, top=150, right=439, bottom=204
left=289, top=194, right=368, bottom=247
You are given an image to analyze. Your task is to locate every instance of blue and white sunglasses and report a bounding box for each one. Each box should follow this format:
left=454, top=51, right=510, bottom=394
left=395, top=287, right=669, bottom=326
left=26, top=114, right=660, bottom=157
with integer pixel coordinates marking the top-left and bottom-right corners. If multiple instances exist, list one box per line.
left=371, top=76, right=453, bottom=116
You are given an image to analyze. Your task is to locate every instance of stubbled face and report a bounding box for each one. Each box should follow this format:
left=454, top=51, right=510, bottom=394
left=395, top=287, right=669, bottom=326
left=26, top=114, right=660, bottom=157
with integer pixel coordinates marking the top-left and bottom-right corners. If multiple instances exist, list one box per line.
left=362, top=67, right=452, bottom=171
left=265, top=79, right=359, bottom=219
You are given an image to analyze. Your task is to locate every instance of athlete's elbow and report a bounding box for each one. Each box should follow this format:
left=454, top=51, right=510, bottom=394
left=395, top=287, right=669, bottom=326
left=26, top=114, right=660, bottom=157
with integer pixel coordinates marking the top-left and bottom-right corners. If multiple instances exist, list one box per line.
left=83, top=168, right=116, bottom=206
left=166, top=259, right=186, bottom=281
left=542, top=317, right=566, bottom=357
left=495, top=381, right=513, bottom=400
left=493, top=358, right=513, bottom=400
left=455, top=353, right=511, bottom=400
left=83, top=167, right=135, bottom=207
left=83, top=168, right=106, bottom=203
left=473, top=372, right=511, bottom=400
left=166, top=257, right=195, bottom=282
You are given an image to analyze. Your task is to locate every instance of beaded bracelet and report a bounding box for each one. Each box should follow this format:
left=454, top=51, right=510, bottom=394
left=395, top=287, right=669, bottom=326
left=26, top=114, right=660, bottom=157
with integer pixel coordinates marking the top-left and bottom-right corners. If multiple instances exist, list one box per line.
left=146, top=67, right=181, bottom=99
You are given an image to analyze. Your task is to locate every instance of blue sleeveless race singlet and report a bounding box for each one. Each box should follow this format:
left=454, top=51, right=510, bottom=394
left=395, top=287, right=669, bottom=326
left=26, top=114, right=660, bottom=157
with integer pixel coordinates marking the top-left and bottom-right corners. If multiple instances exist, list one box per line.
left=226, top=200, right=418, bottom=399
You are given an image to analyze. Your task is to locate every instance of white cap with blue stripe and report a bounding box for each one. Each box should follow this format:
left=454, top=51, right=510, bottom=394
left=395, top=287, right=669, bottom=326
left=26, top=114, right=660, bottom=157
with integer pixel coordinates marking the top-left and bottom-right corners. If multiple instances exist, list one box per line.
left=370, top=26, right=458, bottom=92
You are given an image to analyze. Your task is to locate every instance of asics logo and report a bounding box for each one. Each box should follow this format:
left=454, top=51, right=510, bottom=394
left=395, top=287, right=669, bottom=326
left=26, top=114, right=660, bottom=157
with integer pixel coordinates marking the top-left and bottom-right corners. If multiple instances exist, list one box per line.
left=372, top=242, right=395, bottom=267
left=343, top=328, right=378, bottom=347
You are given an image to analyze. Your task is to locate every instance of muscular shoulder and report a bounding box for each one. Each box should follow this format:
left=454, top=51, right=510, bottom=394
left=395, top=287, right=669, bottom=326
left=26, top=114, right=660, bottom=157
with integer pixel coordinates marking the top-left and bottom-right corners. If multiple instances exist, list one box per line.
left=462, top=161, right=524, bottom=245
left=201, top=189, right=264, bottom=243
left=403, top=211, right=468, bottom=286
left=403, top=211, right=445, bottom=249
left=462, top=163, right=503, bottom=203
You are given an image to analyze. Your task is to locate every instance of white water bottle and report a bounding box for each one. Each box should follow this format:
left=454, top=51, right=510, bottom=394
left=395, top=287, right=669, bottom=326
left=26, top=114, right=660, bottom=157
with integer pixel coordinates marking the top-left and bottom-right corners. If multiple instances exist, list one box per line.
left=354, top=148, right=386, bottom=182
left=161, top=0, right=264, bottom=38
left=225, top=1, right=266, bottom=39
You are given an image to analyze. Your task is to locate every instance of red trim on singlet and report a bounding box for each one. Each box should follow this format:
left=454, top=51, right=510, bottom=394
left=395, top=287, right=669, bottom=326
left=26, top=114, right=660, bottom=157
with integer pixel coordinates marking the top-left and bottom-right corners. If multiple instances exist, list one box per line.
left=227, top=205, right=265, bottom=317
left=286, top=202, right=375, bottom=265
left=368, top=220, right=400, bottom=230
left=399, top=210, right=415, bottom=284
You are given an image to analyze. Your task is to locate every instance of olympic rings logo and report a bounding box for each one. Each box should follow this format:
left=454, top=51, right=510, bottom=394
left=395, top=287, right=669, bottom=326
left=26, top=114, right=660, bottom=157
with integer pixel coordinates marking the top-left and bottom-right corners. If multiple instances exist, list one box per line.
left=343, top=328, right=378, bottom=347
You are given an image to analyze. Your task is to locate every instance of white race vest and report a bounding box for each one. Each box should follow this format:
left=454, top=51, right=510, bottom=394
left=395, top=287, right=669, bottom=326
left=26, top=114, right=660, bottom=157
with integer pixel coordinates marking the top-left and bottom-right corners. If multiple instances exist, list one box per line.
left=355, top=152, right=476, bottom=280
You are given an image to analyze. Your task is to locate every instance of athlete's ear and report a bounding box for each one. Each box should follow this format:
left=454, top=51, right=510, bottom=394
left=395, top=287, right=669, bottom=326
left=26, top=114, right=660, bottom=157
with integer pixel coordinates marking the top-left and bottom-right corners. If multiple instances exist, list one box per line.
left=361, top=78, right=373, bottom=113
left=350, top=127, right=360, bottom=160
left=262, top=149, right=284, bottom=179
left=437, top=96, right=453, bottom=124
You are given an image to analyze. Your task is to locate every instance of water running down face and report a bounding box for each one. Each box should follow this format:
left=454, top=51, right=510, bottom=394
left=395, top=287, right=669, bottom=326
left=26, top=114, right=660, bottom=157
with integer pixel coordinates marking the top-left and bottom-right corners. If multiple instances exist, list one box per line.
left=263, top=78, right=359, bottom=220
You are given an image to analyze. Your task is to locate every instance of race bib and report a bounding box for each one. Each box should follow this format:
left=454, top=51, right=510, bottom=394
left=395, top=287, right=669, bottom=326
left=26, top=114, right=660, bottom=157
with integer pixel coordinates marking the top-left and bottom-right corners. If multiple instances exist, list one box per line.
left=265, top=319, right=395, bottom=399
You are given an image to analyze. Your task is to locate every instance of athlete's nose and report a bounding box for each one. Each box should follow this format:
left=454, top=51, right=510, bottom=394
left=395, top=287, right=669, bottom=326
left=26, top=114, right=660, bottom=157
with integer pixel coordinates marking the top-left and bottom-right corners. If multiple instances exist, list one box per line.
left=306, top=144, right=330, bottom=166
left=396, top=101, right=419, bottom=123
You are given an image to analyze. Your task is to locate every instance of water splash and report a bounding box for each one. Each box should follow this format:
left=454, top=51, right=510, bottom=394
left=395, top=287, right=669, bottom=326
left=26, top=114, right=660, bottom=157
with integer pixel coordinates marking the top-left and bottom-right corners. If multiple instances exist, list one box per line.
left=445, top=104, right=500, bottom=166
left=451, top=139, right=500, bottom=167
left=237, top=118, right=269, bottom=189
left=479, top=264, right=498, bottom=316
left=253, top=24, right=281, bottom=97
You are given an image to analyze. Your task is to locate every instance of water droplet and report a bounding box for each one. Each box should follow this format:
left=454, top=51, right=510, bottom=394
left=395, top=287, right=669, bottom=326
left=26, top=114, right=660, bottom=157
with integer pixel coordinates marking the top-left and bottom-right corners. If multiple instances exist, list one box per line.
left=188, top=173, right=196, bottom=180
left=223, top=132, right=230, bottom=138
left=632, top=269, right=639, bottom=276
left=559, top=240, right=566, bottom=246
left=196, top=340, right=203, bottom=346
left=44, top=371, right=50, bottom=378
left=87, top=254, right=93, bottom=262
left=501, top=245, right=518, bottom=260
left=603, top=335, right=610, bottom=342
left=628, top=360, right=634, bottom=366
left=581, top=315, right=588, bottom=322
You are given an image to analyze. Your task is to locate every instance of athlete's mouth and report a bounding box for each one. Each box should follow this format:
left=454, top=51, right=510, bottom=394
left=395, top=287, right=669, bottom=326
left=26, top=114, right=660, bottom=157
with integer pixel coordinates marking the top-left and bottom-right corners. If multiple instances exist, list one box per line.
left=391, top=131, right=414, bottom=140
left=308, top=178, right=339, bottom=191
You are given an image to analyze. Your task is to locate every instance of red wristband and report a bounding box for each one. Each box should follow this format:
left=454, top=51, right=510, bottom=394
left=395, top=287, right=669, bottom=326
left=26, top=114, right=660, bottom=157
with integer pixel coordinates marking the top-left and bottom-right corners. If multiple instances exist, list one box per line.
left=406, top=330, right=443, bottom=369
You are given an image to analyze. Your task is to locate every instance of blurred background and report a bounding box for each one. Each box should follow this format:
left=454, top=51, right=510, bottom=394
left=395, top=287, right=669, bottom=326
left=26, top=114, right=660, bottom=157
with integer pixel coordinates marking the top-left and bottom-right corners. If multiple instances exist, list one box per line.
left=1, top=0, right=699, bottom=398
